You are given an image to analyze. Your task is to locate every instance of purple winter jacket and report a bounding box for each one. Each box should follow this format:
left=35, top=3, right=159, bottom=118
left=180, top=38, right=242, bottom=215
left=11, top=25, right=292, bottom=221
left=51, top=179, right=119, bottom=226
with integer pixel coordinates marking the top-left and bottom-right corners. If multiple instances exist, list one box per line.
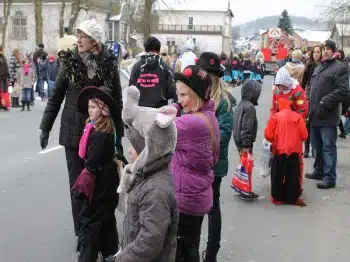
left=171, top=100, right=220, bottom=216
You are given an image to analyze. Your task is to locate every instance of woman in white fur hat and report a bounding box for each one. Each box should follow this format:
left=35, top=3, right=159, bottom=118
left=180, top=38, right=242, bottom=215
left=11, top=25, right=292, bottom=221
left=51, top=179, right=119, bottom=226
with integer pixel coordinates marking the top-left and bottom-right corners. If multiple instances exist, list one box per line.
left=39, top=19, right=124, bottom=239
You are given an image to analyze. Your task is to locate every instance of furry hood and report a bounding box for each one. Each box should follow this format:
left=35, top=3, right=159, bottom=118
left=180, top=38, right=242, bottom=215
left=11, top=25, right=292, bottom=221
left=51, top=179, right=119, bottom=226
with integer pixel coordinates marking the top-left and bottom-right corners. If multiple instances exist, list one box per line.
left=117, top=86, right=177, bottom=193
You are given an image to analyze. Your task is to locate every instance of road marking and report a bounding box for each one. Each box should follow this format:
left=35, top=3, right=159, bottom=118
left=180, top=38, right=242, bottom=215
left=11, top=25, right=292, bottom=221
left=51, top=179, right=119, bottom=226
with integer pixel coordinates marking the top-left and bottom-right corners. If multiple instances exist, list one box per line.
left=38, top=145, right=63, bottom=154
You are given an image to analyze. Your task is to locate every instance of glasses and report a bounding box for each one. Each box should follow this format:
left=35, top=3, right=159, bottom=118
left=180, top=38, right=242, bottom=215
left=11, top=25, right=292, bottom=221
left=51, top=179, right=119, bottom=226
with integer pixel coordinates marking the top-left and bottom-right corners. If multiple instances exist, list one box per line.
left=75, top=32, right=90, bottom=39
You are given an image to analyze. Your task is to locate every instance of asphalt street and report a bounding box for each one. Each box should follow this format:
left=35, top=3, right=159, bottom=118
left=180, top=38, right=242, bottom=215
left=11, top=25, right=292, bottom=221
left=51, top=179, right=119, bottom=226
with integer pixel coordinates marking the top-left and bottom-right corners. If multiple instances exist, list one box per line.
left=0, top=76, right=349, bottom=262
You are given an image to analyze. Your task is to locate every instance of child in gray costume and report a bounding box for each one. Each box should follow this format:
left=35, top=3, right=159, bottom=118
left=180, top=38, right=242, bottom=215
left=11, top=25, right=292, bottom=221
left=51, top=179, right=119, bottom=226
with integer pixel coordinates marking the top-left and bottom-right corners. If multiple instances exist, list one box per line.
left=108, top=85, right=179, bottom=262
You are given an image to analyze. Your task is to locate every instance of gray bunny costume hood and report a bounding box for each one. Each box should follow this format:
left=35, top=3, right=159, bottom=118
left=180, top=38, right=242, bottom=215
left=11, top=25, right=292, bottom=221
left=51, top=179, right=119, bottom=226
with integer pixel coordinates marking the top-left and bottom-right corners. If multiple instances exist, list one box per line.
left=117, top=85, right=177, bottom=193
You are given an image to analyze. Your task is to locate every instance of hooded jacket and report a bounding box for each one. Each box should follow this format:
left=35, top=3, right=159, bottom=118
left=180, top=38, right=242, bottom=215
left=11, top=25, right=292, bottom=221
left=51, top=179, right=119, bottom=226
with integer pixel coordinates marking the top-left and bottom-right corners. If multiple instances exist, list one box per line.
left=116, top=86, right=178, bottom=262
left=39, top=45, right=123, bottom=148
left=233, top=80, right=262, bottom=148
left=265, top=104, right=308, bottom=156
left=171, top=100, right=220, bottom=216
left=285, top=61, right=305, bottom=85
left=129, top=53, right=176, bottom=108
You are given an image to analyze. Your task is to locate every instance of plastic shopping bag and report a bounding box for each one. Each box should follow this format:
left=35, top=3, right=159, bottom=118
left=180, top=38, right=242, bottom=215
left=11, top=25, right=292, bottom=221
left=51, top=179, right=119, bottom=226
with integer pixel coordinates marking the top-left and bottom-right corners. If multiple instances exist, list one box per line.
left=260, top=139, right=272, bottom=178
left=231, top=152, right=253, bottom=196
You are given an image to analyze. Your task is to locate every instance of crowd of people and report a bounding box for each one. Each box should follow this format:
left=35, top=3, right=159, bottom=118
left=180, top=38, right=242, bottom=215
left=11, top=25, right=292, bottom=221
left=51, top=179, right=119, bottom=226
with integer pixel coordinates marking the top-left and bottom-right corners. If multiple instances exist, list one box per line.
left=2, top=16, right=350, bottom=262
left=0, top=43, right=59, bottom=111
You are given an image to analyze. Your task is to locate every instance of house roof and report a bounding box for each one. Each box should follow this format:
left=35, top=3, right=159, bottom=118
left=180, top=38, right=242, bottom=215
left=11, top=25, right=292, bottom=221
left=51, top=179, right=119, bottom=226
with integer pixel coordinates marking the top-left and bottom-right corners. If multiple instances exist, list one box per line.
left=296, top=30, right=331, bottom=42
left=156, top=0, right=229, bottom=12
left=335, top=24, right=350, bottom=36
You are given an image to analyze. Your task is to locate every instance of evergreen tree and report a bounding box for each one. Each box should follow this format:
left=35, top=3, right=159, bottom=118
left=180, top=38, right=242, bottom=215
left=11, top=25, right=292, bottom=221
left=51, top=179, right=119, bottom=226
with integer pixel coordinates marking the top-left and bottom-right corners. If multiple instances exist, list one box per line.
left=278, top=10, right=294, bottom=35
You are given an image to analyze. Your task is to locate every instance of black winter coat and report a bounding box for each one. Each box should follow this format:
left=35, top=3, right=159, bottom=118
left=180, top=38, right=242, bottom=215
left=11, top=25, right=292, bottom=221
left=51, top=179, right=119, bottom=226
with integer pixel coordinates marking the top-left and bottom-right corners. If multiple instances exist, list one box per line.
left=39, top=46, right=123, bottom=148
left=309, top=59, right=350, bottom=127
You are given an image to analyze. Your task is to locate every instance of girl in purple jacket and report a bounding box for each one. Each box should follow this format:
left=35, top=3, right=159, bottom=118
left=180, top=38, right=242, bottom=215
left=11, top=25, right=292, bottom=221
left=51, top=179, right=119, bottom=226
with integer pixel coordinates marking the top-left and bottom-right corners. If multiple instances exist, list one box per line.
left=173, top=65, right=220, bottom=262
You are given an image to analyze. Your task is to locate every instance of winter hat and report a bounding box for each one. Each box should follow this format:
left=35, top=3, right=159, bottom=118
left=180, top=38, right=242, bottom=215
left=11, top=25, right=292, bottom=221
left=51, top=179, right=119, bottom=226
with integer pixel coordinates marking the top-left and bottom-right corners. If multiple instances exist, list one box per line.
left=197, top=52, right=225, bottom=77
left=275, top=67, right=297, bottom=88
left=160, top=45, right=169, bottom=56
left=48, top=55, right=55, bottom=63
left=174, top=65, right=212, bottom=101
left=182, top=38, right=195, bottom=52
left=144, top=37, right=161, bottom=53
left=118, top=85, right=177, bottom=193
left=324, top=40, right=336, bottom=53
left=77, top=86, right=121, bottom=126
left=74, top=19, right=102, bottom=44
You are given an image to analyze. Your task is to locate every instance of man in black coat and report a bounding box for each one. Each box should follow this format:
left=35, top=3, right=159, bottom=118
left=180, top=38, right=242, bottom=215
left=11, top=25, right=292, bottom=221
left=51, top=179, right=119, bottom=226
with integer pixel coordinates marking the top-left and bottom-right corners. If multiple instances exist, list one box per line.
left=129, top=37, right=176, bottom=108
left=306, top=40, right=350, bottom=189
left=39, top=19, right=123, bottom=235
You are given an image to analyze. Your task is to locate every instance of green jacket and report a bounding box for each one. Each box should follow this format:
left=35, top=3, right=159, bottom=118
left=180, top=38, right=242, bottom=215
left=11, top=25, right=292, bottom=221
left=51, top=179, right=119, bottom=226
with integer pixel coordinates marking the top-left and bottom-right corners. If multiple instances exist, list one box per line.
left=213, top=94, right=236, bottom=177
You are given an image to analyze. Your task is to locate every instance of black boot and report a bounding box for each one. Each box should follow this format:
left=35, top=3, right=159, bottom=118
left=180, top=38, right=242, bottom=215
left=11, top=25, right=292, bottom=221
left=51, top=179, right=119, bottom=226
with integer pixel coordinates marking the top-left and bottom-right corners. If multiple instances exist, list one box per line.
left=304, top=147, right=310, bottom=158
left=21, top=101, right=25, bottom=111
left=26, top=101, right=31, bottom=111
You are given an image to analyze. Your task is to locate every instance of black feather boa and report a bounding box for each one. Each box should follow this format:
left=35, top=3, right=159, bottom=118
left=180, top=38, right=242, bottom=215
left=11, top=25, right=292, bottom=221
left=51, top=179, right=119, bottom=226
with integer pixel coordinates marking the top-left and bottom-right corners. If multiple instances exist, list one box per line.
left=61, top=48, right=118, bottom=90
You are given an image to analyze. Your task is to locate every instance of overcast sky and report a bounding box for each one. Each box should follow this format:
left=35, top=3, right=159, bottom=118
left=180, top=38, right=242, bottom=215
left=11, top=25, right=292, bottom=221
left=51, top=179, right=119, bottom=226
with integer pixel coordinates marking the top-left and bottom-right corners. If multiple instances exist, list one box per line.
left=162, top=0, right=333, bottom=25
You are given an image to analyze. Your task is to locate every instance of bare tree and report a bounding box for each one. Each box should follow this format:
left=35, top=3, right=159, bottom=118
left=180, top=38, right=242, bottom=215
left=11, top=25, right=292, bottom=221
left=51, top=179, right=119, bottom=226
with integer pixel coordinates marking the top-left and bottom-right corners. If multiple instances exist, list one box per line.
left=66, top=0, right=88, bottom=35
left=59, top=0, right=67, bottom=38
left=1, top=0, right=13, bottom=47
left=34, top=0, right=44, bottom=45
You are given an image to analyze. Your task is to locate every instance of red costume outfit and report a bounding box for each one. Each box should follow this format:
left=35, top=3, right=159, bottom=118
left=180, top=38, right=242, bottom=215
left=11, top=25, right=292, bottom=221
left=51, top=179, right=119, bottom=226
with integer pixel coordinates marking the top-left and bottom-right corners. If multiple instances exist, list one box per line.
left=265, top=98, right=308, bottom=206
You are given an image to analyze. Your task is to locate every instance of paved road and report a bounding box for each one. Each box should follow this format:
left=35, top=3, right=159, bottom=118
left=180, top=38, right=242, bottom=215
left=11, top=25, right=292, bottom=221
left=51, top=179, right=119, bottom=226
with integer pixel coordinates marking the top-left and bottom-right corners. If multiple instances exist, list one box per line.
left=0, top=76, right=349, bottom=262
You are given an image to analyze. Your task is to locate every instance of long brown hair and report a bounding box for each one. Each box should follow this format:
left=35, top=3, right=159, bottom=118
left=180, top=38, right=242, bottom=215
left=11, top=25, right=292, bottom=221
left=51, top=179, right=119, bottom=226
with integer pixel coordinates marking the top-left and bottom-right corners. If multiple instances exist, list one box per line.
left=12, top=48, right=21, bottom=63
left=86, top=116, right=115, bottom=134
left=309, top=45, right=322, bottom=65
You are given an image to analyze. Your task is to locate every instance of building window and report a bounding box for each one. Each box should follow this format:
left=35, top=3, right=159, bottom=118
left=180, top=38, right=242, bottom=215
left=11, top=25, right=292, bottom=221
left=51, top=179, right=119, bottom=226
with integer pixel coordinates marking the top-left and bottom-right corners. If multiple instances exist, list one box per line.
left=108, top=22, right=113, bottom=41
left=189, top=17, right=193, bottom=30
left=12, top=11, right=27, bottom=40
left=0, top=17, right=3, bottom=31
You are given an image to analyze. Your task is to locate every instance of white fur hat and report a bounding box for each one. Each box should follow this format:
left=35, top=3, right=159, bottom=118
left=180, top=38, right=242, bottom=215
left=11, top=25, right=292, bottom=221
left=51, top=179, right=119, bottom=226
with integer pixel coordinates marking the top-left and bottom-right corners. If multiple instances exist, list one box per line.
left=74, top=19, right=102, bottom=43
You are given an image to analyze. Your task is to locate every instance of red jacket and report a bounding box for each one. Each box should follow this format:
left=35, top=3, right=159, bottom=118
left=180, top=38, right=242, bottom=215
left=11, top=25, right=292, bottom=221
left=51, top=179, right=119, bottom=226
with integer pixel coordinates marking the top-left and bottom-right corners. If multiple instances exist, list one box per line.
left=265, top=108, right=308, bottom=156
left=270, top=85, right=308, bottom=119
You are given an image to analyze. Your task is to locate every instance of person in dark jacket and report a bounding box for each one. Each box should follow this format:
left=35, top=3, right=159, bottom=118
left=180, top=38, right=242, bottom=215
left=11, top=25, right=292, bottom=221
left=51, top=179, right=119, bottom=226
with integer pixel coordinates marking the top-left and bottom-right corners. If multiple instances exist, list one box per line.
left=242, top=55, right=253, bottom=83
left=0, top=45, right=10, bottom=111
left=108, top=86, right=178, bottom=262
left=74, top=86, right=121, bottom=261
left=197, top=52, right=236, bottom=262
left=56, top=50, right=65, bottom=70
left=48, top=55, right=58, bottom=97
left=335, top=49, right=349, bottom=139
left=39, top=19, right=123, bottom=236
left=231, top=54, right=242, bottom=86
left=306, top=40, right=350, bottom=189
left=233, top=79, right=262, bottom=199
left=33, top=43, right=48, bottom=68
left=301, top=45, right=322, bottom=158
left=37, top=54, right=50, bottom=100
left=129, top=37, right=176, bottom=108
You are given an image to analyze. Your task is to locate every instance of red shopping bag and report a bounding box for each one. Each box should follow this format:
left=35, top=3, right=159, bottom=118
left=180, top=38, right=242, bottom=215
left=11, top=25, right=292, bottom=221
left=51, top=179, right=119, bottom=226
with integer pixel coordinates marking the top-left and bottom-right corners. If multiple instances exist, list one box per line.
left=231, top=152, right=253, bottom=196
left=0, top=92, right=11, bottom=108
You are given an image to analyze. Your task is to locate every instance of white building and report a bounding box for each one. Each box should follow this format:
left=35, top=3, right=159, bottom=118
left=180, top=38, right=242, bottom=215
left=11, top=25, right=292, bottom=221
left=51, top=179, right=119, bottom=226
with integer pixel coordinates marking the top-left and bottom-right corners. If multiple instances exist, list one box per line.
left=153, top=0, right=232, bottom=55
left=0, top=0, right=122, bottom=57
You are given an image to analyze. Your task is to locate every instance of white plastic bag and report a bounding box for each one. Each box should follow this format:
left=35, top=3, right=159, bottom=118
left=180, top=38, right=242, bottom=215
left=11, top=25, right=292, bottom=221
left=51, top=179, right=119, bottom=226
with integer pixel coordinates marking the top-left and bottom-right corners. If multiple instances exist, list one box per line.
left=260, top=139, right=272, bottom=178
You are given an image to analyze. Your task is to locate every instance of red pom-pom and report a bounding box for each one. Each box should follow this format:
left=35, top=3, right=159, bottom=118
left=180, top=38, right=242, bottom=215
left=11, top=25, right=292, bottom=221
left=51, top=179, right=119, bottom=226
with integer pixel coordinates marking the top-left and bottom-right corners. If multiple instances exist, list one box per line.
left=183, top=68, right=192, bottom=78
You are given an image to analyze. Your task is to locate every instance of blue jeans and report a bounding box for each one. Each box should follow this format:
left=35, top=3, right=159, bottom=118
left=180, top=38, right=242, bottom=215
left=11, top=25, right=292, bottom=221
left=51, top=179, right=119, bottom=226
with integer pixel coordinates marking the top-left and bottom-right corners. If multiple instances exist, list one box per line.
left=311, top=126, right=337, bottom=184
left=38, top=78, right=49, bottom=98
left=21, top=88, right=32, bottom=102
left=344, top=116, right=350, bottom=134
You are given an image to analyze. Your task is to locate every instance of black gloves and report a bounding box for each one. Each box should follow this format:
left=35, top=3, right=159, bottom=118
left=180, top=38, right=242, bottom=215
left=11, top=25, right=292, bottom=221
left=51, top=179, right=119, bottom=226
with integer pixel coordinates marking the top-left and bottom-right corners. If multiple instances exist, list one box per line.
left=40, top=131, right=50, bottom=150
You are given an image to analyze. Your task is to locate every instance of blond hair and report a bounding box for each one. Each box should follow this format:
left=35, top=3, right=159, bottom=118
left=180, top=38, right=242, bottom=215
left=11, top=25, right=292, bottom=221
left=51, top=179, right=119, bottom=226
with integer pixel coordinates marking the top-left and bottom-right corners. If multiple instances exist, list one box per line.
left=188, top=88, right=204, bottom=112
left=209, top=74, right=232, bottom=111
left=86, top=116, right=115, bottom=134
left=292, top=49, right=303, bottom=61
